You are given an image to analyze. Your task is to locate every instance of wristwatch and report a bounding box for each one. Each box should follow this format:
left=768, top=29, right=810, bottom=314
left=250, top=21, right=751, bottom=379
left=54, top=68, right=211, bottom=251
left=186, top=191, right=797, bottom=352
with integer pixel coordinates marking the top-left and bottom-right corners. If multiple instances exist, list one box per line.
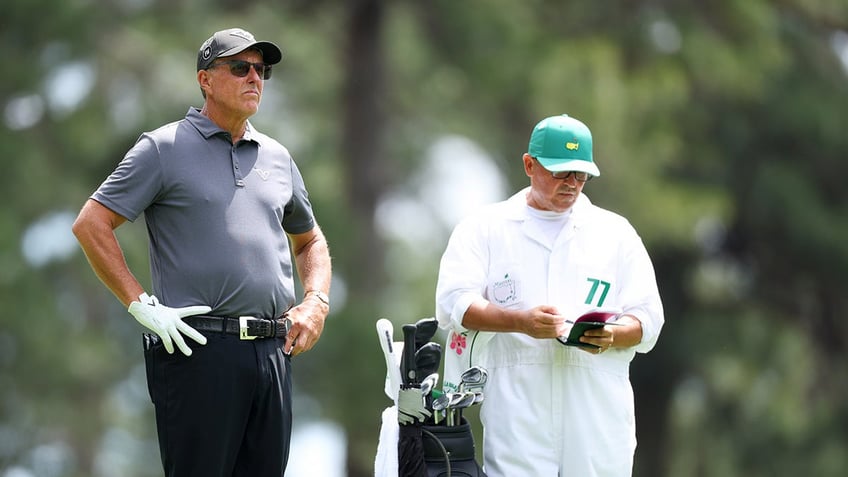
left=304, top=290, right=330, bottom=308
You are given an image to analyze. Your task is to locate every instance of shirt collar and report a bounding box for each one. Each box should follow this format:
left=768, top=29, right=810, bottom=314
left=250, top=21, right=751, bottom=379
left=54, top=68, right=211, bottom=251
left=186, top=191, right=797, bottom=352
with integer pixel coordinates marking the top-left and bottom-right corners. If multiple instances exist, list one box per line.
left=503, top=187, right=592, bottom=221
left=185, top=107, right=258, bottom=143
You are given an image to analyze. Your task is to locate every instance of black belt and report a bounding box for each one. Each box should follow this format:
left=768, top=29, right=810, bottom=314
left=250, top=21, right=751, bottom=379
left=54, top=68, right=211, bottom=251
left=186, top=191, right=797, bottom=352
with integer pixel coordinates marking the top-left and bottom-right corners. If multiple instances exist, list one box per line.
left=185, top=315, right=290, bottom=340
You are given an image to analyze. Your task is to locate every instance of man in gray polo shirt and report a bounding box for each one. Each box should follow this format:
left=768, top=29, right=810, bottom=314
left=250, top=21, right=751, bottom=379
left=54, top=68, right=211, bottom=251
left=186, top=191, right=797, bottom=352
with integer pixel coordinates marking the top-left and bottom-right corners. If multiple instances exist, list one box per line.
left=72, top=28, right=331, bottom=477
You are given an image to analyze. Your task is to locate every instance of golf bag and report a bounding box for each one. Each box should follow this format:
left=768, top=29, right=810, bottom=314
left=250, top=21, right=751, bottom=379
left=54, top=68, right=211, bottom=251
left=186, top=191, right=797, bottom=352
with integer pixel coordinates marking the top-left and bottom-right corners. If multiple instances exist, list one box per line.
left=375, top=318, right=488, bottom=477
left=421, top=418, right=487, bottom=477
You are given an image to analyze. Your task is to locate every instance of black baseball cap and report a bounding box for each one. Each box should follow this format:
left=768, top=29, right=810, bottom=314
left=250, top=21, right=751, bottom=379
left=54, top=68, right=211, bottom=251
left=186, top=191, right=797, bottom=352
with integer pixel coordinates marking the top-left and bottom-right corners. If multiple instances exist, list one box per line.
left=197, top=28, right=283, bottom=71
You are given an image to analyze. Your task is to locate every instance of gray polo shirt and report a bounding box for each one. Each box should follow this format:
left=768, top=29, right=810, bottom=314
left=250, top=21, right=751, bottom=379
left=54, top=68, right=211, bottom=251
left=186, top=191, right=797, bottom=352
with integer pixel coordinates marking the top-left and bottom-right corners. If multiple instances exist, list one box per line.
left=93, top=108, right=315, bottom=318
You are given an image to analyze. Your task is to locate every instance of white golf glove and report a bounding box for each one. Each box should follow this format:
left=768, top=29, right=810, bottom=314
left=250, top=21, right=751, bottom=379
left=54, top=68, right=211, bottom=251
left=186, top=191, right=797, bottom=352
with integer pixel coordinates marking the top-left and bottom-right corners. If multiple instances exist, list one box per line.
left=397, top=387, right=431, bottom=425
left=128, top=293, right=211, bottom=356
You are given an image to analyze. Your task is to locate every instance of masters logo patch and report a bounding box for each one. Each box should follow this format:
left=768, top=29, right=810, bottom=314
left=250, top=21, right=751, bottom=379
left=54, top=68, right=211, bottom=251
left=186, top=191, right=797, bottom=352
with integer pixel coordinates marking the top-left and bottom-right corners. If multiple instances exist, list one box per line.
left=492, top=273, right=518, bottom=305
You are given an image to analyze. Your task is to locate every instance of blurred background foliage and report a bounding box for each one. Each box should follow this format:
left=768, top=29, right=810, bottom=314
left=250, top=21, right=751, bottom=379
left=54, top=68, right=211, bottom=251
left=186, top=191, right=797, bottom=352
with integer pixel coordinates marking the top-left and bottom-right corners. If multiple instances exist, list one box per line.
left=1, top=0, right=847, bottom=476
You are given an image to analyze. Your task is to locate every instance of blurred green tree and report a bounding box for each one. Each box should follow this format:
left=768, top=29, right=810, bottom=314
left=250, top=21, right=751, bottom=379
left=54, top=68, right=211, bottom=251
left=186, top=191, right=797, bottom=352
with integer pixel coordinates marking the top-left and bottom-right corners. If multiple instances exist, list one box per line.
left=1, top=0, right=846, bottom=475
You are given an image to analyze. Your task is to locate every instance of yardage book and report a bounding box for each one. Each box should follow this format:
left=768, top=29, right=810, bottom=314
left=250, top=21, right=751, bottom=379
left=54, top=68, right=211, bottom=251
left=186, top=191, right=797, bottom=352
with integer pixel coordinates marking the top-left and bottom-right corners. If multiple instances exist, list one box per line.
left=556, top=309, right=623, bottom=349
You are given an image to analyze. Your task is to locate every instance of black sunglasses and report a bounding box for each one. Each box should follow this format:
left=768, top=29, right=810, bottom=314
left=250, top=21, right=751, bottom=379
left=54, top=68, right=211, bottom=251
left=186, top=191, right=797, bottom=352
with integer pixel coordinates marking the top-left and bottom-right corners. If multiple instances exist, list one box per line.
left=207, top=60, right=272, bottom=80
left=532, top=157, right=593, bottom=182
left=549, top=170, right=592, bottom=182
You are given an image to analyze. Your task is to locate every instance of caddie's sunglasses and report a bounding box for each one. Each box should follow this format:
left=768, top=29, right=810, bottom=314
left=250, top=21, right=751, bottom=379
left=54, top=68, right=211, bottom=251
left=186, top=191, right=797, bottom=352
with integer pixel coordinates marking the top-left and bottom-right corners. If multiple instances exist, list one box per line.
left=532, top=157, right=593, bottom=182
left=550, top=170, right=592, bottom=182
left=208, top=60, right=272, bottom=80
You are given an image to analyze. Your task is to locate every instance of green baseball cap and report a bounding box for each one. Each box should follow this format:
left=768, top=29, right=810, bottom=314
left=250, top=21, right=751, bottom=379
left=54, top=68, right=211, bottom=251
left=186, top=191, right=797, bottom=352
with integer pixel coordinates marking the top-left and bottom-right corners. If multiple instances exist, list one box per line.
left=528, top=114, right=599, bottom=177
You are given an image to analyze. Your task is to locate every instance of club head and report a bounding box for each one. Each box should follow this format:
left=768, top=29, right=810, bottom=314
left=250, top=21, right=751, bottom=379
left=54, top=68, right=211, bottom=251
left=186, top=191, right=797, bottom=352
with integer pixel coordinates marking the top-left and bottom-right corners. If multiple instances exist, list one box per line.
left=447, top=391, right=465, bottom=408
left=414, top=317, right=438, bottom=349
left=450, top=391, right=477, bottom=410
left=459, top=365, right=488, bottom=390
left=432, top=393, right=450, bottom=412
left=414, top=342, right=442, bottom=379
left=376, top=319, right=401, bottom=401
left=431, top=392, right=450, bottom=425
left=420, top=373, right=439, bottom=396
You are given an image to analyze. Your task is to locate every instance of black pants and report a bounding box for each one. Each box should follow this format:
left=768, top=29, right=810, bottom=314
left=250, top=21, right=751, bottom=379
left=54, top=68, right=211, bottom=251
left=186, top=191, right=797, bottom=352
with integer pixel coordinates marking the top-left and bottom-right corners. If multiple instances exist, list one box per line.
left=143, top=332, right=292, bottom=477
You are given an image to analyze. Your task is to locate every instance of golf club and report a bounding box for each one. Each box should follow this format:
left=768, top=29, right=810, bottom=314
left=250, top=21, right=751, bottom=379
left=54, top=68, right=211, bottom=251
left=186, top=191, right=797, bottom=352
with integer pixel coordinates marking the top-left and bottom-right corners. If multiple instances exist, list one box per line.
left=376, top=319, right=401, bottom=402
left=431, top=393, right=450, bottom=425
left=413, top=317, right=438, bottom=349
left=420, top=372, right=439, bottom=417
left=447, top=391, right=477, bottom=426
left=414, top=342, right=442, bottom=381
left=401, top=324, right=418, bottom=386
left=459, top=365, right=488, bottom=393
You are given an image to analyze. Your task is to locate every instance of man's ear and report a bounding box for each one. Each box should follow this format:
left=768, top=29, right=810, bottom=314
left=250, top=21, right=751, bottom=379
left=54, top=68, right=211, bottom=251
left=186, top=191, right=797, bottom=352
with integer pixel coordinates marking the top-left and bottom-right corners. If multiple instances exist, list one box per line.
left=197, top=70, right=212, bottom=97
left=522, top=153, right=535, bottom=177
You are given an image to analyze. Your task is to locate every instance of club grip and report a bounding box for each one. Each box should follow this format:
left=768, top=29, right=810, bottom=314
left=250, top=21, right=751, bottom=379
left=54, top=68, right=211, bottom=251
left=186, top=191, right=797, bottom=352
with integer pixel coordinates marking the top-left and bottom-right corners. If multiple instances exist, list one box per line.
left=402, top=324, right=418, bottom=385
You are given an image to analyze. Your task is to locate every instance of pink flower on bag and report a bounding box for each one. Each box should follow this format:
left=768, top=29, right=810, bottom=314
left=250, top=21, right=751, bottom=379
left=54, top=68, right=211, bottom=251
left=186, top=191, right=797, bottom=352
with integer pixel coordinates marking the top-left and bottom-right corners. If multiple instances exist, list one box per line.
left=450, top=332, right=467, bottom=356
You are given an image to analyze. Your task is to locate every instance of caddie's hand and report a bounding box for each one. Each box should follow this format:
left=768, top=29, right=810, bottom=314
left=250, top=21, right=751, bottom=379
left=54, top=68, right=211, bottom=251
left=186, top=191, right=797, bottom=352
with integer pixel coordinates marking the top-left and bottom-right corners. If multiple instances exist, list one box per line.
left=397, top=387, right=432, bottom=425
left=128, top=293, right=211, bottom=356
left=521, top=305, right=570, bottom=338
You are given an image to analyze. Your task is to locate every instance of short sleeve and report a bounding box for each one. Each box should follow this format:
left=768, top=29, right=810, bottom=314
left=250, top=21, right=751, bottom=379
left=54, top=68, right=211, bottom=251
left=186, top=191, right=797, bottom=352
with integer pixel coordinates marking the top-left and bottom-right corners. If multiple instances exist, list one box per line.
left=91, top=134, right=163, bottom=222
left=281, top=159, right=316, bottom=234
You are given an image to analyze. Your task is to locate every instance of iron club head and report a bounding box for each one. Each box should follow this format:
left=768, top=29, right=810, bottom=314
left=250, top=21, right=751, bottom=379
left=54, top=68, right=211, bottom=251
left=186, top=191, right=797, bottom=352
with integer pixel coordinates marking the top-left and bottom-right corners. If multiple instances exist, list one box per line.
left=459, top=365, right=488, bottom=392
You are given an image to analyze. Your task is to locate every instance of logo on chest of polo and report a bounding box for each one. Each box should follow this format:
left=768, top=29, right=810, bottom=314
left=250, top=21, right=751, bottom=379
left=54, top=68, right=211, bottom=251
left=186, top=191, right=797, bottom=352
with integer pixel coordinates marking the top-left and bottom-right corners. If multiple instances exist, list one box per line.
left=491, top=273, right=519, bottom=305
left=253, top=168, right=271, bottom=180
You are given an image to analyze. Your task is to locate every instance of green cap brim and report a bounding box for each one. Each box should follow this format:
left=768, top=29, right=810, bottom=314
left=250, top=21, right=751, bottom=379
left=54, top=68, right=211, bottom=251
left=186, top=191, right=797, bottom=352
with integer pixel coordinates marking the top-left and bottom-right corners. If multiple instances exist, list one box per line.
left=536, top=157, right=600, bottom=177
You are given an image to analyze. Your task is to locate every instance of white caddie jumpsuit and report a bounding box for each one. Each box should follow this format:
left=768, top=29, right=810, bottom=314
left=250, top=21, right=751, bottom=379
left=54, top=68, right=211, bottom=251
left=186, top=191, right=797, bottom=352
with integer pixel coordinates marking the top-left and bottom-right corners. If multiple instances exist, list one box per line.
left=436, top=189, right=664, bottom=477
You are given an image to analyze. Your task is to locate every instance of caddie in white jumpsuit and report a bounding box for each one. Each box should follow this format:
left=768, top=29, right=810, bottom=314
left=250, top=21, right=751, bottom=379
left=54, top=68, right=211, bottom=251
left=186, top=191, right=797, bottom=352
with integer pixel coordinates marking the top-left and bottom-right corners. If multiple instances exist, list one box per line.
left=436, top=114, right=664, bottom=477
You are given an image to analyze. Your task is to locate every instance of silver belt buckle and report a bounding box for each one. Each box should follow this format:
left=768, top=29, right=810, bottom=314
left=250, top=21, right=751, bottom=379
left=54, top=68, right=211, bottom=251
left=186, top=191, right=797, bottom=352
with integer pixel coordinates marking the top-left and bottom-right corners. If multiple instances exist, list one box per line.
left=239, top=316, right=258, bottom=340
